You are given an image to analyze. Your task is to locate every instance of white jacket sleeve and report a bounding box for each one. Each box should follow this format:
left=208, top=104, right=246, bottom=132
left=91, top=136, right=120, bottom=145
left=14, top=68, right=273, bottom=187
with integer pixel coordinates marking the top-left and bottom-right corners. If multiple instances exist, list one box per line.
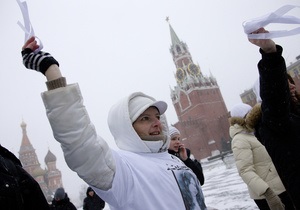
left=41, top=83, right=116, bottom=190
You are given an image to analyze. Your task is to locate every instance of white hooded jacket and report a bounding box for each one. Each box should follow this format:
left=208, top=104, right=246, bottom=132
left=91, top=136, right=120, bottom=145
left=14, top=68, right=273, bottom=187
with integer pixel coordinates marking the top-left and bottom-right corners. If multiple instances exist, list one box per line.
left=42, top=83, right=206, bottom=210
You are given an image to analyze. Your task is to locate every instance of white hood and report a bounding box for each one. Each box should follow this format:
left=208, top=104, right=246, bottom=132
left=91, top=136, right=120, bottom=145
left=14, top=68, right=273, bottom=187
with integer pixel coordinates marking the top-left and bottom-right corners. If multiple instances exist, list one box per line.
left=107, top=92, right=170, bottom=153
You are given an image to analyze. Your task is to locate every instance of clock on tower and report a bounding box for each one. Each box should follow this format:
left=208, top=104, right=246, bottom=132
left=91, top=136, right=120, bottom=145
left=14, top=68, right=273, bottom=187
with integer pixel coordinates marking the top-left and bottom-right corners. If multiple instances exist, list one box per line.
left=176, top=68, right=185, bottom=82
left=188, top=63, right=200, bottom=76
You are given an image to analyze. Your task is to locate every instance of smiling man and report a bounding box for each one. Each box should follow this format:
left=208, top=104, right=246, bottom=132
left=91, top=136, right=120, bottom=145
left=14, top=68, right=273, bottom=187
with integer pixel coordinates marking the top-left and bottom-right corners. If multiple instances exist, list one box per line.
left=20, top=36, right=207, bottom=210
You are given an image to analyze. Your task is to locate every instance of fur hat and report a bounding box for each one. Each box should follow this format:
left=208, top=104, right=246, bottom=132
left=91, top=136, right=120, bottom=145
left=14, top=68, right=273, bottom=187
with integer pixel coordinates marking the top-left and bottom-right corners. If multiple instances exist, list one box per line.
left=129, top=94, right=167, bottom=123
left=230, top=103, right=252, bottom=118
left=54, top=187, right=65, bottom=200
left=169, top=126, right=180, bottom=137
left=245, top=103, right=262, bottom=129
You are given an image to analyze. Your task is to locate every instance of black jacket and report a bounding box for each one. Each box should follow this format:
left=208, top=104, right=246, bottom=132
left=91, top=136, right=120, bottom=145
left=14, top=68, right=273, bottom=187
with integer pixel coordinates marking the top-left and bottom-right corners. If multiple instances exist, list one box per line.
left=168, top=148, right=205, bottom=185
left=0, top=145, right=50, bottom=210
left=50, top=193, right=77, bottom=210
left=83, top=187, right=105, bottom=210
left=256, top=45, right=300, bottom=209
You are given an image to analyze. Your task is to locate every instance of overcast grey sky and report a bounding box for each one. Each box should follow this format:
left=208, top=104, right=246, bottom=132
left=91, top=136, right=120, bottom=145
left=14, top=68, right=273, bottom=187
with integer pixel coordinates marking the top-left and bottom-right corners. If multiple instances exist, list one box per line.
left=1, top=0, right=300, bottom=204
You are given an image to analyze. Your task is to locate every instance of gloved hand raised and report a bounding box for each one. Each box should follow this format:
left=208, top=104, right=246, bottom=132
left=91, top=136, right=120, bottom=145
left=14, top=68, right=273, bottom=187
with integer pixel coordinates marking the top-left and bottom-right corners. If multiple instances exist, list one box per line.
left=21, top=37, right=59, bottom=75
left=264, top=188, right=285, bottom=210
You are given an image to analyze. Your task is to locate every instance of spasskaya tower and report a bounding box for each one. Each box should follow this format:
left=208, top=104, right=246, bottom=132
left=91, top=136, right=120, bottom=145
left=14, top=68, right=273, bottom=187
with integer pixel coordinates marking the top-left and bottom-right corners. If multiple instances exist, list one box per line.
left=167, top=18, right=230, bottom=160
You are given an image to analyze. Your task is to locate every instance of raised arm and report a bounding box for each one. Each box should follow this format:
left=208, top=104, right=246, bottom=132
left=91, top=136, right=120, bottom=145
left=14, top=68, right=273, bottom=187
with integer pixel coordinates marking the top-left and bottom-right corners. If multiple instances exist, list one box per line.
left=21, top=37, right=116, bottom=190
left=248, top=28, right=290, bottom=134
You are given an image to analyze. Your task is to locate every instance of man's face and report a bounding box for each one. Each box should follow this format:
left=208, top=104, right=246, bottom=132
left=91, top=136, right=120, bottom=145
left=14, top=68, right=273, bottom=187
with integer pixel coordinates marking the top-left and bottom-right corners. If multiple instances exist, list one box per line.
left=132, top=106, right=162, bottom=140
left=88, top=190, right=94, bottom=197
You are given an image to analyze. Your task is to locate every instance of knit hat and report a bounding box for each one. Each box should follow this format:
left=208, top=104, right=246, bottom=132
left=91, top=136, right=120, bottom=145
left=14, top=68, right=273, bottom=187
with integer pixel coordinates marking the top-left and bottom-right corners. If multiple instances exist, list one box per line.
left=169, top=126, right=180, bottom=137
left=230, top=103, right=252, bottom=118
left=54, top=187, right=65, bottom=200
left=129, top=95, right=167, bottom=123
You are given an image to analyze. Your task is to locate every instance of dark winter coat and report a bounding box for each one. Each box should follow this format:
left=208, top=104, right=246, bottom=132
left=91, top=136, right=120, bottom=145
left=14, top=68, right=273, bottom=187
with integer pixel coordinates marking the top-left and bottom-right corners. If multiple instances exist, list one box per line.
left=168, top=148, right=205, bottom=185
left=0, top=145, right=50, bottom=210
left=50, top=193, right=77, bottom=210
left=83, top=187, right=105, bottom=210
left=253, top=45, right=300, bottom=209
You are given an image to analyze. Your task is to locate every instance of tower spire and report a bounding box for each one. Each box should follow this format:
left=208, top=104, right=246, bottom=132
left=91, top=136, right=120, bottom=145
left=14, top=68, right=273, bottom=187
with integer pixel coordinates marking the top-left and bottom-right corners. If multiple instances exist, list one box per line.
left=20, top=120, right=33, bottom=152
left=19, top=119, right=41, bottom=177
left=166, top=17, right=181, bottom=46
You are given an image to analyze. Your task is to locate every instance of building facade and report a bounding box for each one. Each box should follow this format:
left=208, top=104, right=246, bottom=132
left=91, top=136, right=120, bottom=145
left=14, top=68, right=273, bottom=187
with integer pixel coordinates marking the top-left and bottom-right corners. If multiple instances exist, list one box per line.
left=241, top=55, right=300, bottom=105
left=18, top=120, right=63, bottom=200
left=167, top=21, right=230, bottom=160
left=240, top=89, right=257, bottom=107
left=287, top=55, right=300, bottom=91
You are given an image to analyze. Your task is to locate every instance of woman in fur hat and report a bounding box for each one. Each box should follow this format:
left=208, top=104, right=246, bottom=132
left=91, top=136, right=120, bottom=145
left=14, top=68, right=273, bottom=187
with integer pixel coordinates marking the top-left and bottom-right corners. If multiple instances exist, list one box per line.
left=248, top=27, right=300, bottom=209
left=229, top=103, right=293, bottom=210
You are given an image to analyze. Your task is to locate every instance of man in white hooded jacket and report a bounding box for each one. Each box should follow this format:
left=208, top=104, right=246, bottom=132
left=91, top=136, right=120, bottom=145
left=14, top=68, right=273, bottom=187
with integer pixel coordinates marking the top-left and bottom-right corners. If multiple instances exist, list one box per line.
left=20, top=37, right=206, bottom=210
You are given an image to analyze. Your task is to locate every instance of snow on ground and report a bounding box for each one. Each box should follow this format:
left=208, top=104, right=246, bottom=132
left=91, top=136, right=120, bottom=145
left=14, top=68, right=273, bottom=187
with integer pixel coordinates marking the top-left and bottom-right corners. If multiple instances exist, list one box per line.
left=202, top=154, right=258, bottom=210
left=78, top=154, right=258, bottom=210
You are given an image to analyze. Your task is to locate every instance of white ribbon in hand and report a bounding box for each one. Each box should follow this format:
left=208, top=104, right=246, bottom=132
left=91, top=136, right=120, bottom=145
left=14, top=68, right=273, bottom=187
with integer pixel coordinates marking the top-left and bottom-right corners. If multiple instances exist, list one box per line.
left=16, top=0, right=43, bottom=52
left=243, top=5, right=300, bottom=39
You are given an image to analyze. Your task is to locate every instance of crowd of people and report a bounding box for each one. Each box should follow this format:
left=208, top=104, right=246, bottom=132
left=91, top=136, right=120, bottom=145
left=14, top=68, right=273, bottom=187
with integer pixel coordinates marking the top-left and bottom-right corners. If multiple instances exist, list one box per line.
left=16, top=27, right=299, bottom=210
left=0, top=6, right=299, bottom=209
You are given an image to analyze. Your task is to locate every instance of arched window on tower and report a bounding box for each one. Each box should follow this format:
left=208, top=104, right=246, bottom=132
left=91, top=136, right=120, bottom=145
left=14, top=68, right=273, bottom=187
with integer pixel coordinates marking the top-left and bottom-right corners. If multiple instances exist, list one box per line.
left=176, top=45, right=181, bottom=54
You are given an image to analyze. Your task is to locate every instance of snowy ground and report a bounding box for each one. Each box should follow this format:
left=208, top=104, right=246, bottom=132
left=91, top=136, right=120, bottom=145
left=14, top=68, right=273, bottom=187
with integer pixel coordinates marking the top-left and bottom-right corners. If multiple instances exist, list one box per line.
left=201, top=154, right=258, bottom=210
left=78, top=154, right=258, bottom=210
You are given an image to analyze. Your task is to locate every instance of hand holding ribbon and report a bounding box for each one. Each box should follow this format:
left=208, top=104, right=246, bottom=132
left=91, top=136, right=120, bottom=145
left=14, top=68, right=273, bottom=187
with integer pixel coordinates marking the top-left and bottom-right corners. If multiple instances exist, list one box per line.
left=16, top=0, right=43, bottom=53
left=243, top=5, right=300, bottom=39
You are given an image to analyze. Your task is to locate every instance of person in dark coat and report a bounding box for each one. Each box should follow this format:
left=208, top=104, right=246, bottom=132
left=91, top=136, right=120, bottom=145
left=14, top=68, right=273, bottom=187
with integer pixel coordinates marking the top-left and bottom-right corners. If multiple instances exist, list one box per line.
left=50, top=187, right=77, bottom=210
left=0, top=144, right=50, bottom=210
left=83, top=187, right=105, bottom=210
left=168, top=126, right=205, bottom=185
left=248, top=27, right=300, bottom=209
left=230, top=103, right=294, bottom=210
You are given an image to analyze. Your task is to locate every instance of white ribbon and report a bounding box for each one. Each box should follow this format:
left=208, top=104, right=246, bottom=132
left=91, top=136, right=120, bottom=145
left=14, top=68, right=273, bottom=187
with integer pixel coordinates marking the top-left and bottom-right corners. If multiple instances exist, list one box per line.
left=243, top=5, right=300, bottom=39
left=16, top=0, right=43, bottom=52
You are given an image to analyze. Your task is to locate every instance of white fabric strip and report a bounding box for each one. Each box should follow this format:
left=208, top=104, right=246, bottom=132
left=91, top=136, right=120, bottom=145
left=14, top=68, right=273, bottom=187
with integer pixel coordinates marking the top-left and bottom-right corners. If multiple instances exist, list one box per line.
left=16, top=0, right=43, bottom=52
left=243, top=5, right=300, bottom=39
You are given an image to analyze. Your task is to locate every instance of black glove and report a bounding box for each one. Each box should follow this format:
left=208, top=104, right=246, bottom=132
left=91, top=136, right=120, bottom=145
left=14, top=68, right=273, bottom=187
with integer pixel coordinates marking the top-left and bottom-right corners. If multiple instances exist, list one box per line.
left=21, top=48, right=59, bottom=75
